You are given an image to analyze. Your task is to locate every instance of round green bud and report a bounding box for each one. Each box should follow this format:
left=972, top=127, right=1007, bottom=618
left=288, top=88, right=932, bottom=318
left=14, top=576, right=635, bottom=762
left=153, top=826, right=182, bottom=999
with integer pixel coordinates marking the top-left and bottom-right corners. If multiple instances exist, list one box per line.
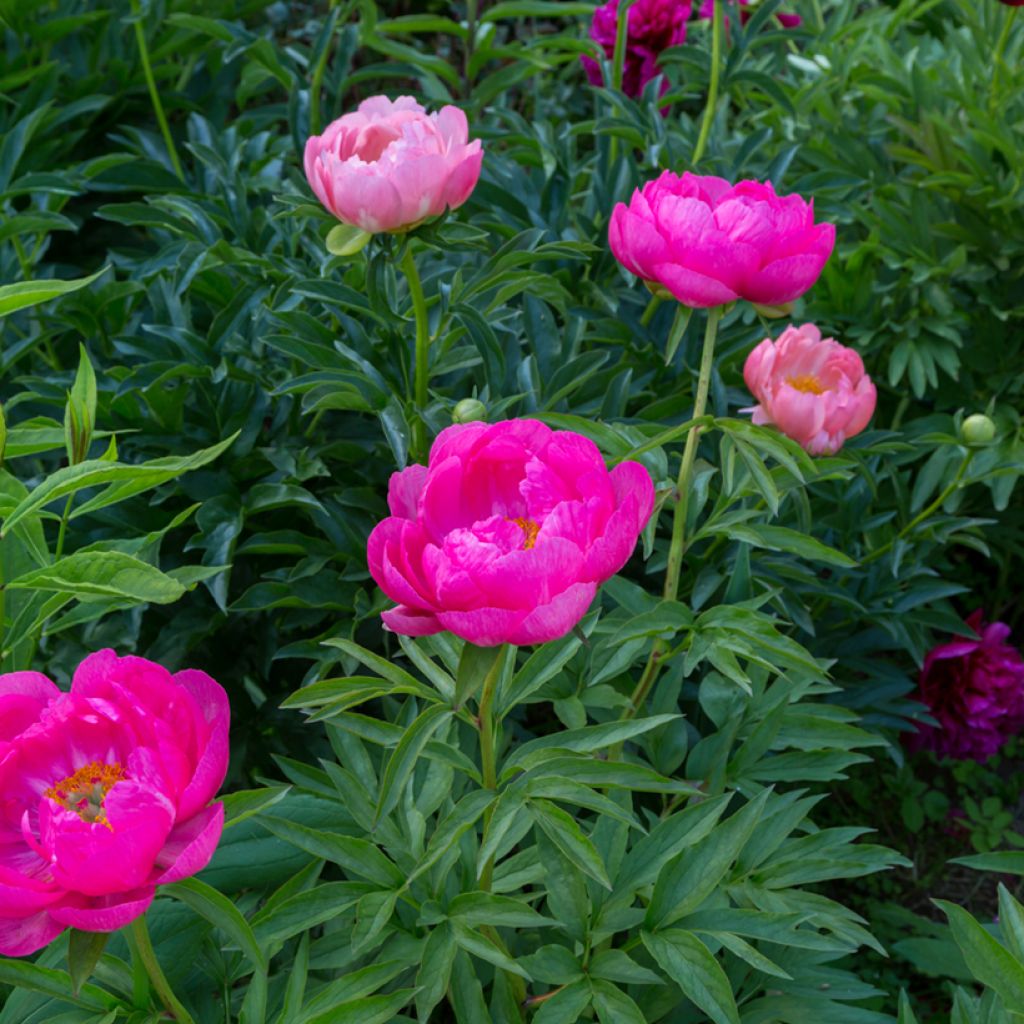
left=960, top=414, right=996, bottom=445
left=453, top=398, right=487, bottom=424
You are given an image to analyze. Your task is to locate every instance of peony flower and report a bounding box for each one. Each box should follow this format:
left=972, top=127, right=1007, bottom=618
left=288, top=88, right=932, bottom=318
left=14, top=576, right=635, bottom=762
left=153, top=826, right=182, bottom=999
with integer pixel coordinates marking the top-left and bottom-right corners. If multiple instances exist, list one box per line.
left=304, top=95, right=483, bottom=235
left=906, top=612, right=1024, bottom=762
left=367, top=419, right=655, bottom=647
left=742, top=323, right=876, bottom=455
left=697, top=0, right=801, bottom=28
left=998, top=1, right=1024, bottom=7
left=581, top=0, right=691, bottom=99
left=609, top=171, right=835, bottom=309
left=0, top=651, right=229, bottom=956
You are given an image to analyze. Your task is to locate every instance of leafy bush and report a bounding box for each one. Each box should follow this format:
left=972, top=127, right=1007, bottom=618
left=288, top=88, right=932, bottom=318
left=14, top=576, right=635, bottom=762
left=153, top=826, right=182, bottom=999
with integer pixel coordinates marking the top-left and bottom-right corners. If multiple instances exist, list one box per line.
left=0, top=0, right=1022, bottom=1022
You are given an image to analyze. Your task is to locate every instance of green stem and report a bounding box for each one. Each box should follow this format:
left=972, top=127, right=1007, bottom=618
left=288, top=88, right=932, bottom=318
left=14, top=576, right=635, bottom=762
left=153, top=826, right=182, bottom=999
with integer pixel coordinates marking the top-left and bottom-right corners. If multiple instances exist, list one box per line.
left=991, top=6, right=1018, bottom=112
left=663, top=306, right=721, bottom=602
left=625, top=305, right=721, bottom=720
left=862, top=450, right=974, bottom=566
left=130, top=0, right=184, bottom=182
left=400, top=245, right=431, bottom=460
left=308, top=29, right=334, bottom=136
left=640, top=294, right=661, bottom=328
left=691, top=0, right=723, bottom=167
left=477, top=647, right=507, bottom=892
left=611, top=0, right=633, bottom=93
left=465, top=0, right=479, bottom=94
left=129, top=916, right=196, bottom=1024
left=54, top=495, right=74, bottom=561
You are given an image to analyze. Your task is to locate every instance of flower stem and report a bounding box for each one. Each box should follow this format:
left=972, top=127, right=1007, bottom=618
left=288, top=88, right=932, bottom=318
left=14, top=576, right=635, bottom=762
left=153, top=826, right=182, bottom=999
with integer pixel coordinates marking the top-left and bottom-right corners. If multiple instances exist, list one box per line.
left=400, top=245, right=431, bottom=461
left=691, top=0, right=723, bottom=167
left=54, top=495, right=74, bottom=561
left=129, top=915, right=196, bottom=1024
left=862, top=450, right=975, bottom=566
left=640, top=294, right=661, bottom=328
left=663, top=306, right=721, bottom=602
left=129, top=0, right=184, bottom=183
left=477, top=647, right=507, bottom=892
left=611, top=0, right=633, bottom=93
left=625, top=305, right=721, bottom=719
left=991, top=6, right=1018, bottom=113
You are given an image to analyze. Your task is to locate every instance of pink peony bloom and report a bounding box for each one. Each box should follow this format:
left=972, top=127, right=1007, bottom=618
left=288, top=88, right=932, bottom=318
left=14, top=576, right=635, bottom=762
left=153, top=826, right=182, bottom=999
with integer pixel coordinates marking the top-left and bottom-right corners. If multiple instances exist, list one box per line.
left=697, top=0, right=801, bottom=28
left=367, top=420, right=655, bottom=647
left=0, top=651, right=229, bottom=956
left=906, top=612, right=1024, bottom=762
left=609, top=171, right=835, bottom=309
left=581, top=0, right=691, bottom=99
left=304, top=95, right=483, bottom=235
left=742, top=324, right=876, bottom=455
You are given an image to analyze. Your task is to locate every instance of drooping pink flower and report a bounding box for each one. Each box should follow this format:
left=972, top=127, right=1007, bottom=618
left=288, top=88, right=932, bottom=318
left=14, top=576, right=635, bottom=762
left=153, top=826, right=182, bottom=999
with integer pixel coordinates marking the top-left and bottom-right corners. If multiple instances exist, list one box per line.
left=304, top=96, right=483, bottom=235
left=906, top=612, right=1024, bottom=762
left=367, top=420, right=655, bottom=647
left=0, top=652, right=229, bottom=956
left=609, top=171, right=835, bottom=309
left=742, top=323, right=876, bottom=455
left=697, top=0, right=801, bottom=28
left=581, top=0, right=692, bottom=99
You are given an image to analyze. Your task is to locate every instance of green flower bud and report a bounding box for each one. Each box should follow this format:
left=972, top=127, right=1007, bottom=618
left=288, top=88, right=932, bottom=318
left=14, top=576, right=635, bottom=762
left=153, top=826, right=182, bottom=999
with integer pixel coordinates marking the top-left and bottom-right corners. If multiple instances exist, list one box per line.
left=453, top=398, right=487, bottom=424
left=960, top=414, right=996, bottom=445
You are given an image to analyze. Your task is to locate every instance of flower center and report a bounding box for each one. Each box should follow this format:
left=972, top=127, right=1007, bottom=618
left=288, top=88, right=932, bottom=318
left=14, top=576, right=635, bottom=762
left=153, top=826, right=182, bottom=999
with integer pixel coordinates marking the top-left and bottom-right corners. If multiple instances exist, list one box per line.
left=44, top=761, right=128, bottom=830
left=786, top=373, right=825, bottom=395
left=511, top=517, right=540, bottom=550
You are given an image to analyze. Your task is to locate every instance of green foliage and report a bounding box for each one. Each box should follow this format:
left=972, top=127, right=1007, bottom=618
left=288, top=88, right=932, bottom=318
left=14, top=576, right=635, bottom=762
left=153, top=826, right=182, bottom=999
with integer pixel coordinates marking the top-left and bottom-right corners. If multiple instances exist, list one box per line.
left=0, top=0, right=1022, bottom=1022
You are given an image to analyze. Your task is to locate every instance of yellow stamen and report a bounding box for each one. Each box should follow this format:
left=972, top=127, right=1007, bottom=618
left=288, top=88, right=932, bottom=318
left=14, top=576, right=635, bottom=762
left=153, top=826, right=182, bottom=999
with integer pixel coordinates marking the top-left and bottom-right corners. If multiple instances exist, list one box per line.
left=787, top=373, right=825, bottom=395
left=45, top=761, right=128, bottom=831
left=511, top=517, right=540, bottom=550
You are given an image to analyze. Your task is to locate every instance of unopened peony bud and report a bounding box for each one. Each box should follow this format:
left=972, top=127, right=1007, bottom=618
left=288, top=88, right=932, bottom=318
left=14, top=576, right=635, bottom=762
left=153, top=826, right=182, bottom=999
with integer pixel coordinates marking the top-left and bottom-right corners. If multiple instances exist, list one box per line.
left=960, top=414, right=996, bottom=445
left=453, top=398, right=487, bottom=424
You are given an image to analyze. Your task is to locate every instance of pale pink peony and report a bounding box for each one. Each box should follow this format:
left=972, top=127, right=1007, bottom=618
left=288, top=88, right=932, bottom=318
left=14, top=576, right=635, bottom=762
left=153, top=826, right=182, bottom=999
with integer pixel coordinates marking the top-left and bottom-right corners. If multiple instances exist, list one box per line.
left=697, top=0, right=801, bottom=28
left=0, top=651, right=229, bottom=956
left=581, top=0, right=691, bottom=99
left=303, top=95, right=483, bottom=234
left=742, top=323, right=876, bottom=455
left=367, top=420, right=655, bottom=647
left=609, top=172, right=835, bottom=309
left=907, top=612, right=1024, bottom=762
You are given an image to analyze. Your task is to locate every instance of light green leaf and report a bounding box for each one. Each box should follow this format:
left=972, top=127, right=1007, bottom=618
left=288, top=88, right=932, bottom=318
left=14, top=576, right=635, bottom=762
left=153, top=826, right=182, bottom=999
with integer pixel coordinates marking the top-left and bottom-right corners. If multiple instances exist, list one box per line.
left=937, top=900, right=1024, bottom=1009
left=0, top=267, right=107, bottom=317
left=642, top=929, right=740, bottom=1024
left=531, top=798, right=611, bottom=889
left=6, top=551, right=185, bottom=604
left=166, top=877, right=268, bottom=973
left=375, top=703, right=452, bottom=822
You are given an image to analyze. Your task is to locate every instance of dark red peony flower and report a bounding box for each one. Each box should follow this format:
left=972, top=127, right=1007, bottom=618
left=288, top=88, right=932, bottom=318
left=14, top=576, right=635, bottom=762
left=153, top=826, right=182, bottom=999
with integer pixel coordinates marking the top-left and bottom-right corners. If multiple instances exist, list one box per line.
left=906, top=611, right=1024, bottom=762
left=581, top=0, right=692, bottom=99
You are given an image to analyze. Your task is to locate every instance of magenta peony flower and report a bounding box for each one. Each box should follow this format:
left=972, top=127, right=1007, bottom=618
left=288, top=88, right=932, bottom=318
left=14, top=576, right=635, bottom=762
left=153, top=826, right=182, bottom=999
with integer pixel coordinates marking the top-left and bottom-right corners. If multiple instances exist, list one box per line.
left=609, top=171, right=835, bottom=309
left=581, top=0, right=691, bottom=99
left=907, top=612, right=1024, bottom=762
left=742, top=323, right=876, bottom=455
left=304, top=96, right=483, bottom=235
left=0, top=651, right=229, bottom=956
left=366, top=420, right=655, bottom=647
left=697, top=0, right=801, bottom=28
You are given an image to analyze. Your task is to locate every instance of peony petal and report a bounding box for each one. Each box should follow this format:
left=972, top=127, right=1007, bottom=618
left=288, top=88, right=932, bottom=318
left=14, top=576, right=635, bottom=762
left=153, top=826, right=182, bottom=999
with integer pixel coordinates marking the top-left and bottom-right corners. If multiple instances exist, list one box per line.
left=173, top=670, right=230, bottom=822
left=381, top=605, right=445, bottom=637
left=443, top=143, right=483, bottom=211
left=652, top=262, right=740, bottom=308
left=0, top=909, right=65, bottom=957
left=387, top=464, right=429, bottom=519
left=152, top=803, right=224, bottom=884
left=512, top=582, right=598, bottom=645
left=49, top=887, right=154, bottom=933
